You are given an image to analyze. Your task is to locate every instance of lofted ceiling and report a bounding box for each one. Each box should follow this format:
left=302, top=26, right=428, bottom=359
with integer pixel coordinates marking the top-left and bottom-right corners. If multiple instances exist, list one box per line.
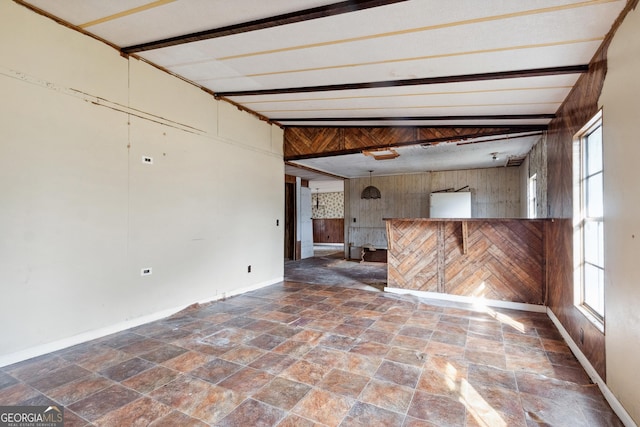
left=19, top=0, right=627, bottom=180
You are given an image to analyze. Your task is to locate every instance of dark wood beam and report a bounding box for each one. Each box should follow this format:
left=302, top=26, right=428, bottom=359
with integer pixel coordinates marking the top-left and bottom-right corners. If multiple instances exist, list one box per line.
left=121, top=0, right=408, bottom=54
left=274, top=114, right=556, bottom=122
left=284, top=124, right=548, bottom=130
left=216, top=65, right=589, bottom=97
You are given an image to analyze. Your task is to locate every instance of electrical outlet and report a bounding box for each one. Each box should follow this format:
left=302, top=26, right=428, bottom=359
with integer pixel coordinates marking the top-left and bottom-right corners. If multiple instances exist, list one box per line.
left=141, top=267, right=152, bottom=276
left=247, top=265, right=251, bottom=273
left=142, top=156, right=153, bottom=164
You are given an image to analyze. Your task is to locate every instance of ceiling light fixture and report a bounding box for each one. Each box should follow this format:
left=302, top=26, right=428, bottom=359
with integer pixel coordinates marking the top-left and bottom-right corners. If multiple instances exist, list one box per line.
left=363, top=148, right=399, bottom=160
left=361, top=170, right=381, bottom=199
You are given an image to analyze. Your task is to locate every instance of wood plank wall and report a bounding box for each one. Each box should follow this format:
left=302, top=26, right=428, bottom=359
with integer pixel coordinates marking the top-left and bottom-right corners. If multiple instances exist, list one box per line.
left=347, top=169, right=522, bottom=249
left=545, top=17, right=617, bottom=379
left=313, top=218, right=344, bottom=243
left=284, top=127, right=540, bottom=160
left=386, top=219, right=546, bottom=304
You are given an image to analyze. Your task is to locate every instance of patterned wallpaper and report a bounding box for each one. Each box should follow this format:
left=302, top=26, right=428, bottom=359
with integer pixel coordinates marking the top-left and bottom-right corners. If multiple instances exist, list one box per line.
left=312, top=192, right=344, bottom=219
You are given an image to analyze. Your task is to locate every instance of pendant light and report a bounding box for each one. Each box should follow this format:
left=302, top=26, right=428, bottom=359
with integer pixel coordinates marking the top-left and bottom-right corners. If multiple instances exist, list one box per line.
left=361, top=170, right=381, bottom=199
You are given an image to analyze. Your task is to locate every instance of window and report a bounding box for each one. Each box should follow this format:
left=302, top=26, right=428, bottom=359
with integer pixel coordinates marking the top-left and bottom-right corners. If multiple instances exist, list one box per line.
left=528, top=174, right=537, bottom=218
left=574, top=111, right=604, bottom=324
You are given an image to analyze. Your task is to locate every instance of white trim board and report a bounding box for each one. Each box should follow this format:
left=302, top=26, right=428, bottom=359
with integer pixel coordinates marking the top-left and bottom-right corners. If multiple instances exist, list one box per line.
left=547, top=309, right=637, bottom=427
left=384, top=287, right=548, bottom=313
left=0, top=277, right=283, bottom=368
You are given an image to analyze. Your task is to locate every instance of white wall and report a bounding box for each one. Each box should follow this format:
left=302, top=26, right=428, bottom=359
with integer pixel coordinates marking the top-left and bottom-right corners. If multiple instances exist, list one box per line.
left=0, top=2, right=284, bottom=362
left=598, top=5, right=640, bottom=424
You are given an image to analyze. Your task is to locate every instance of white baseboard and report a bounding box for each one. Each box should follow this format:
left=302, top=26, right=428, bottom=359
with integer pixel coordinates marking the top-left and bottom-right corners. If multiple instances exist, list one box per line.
left=0, top=277, right=282, bottom=368
left=546, top=309, right=637, bottom=427
left=384, top=287, right=548, bottom=313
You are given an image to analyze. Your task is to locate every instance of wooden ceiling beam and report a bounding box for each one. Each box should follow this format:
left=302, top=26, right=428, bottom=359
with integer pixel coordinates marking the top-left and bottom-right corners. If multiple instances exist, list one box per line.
left=217, top=65, right=589, bottom=97
left=121, top=0, right=408, bottom=54
left=274, top=114, right=555, bottom=123
left=284, top=124, right=548, bottom=130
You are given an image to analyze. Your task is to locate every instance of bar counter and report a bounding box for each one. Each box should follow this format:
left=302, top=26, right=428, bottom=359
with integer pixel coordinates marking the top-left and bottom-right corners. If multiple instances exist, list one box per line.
left=384, top=218, right=548, bottom=305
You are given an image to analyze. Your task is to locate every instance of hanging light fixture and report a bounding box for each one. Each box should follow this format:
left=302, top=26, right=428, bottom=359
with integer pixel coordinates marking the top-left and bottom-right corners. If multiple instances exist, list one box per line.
left=361, top=170, right=381, bottom=199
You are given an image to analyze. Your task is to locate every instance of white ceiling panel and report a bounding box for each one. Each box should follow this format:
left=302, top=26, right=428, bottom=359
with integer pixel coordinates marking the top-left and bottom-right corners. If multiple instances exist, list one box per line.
left=27, top=0, right=339, bottom=46
left=229, top=74, right=581, bottom=103
left=191, top=40, right=602, bottom=92
left=241, top=87, right=572, bottom=113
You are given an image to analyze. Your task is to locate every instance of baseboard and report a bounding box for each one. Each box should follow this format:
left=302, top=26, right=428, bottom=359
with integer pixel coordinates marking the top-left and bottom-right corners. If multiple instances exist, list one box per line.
left=547, top=309, right=637, bottom=427
left=384, top=287, right=548, bottom=313
left=0, top=277, right=282, bottom=368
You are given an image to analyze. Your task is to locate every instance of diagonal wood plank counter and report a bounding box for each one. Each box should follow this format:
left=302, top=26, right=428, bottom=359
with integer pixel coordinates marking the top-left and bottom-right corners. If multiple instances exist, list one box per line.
left=384, top=218, right=548, bottom=306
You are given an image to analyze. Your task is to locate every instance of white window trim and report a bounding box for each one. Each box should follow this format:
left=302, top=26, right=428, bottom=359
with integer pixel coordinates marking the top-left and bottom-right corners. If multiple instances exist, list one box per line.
left=528, top=173, right=537, bottom=219
left=573, top=110, right=605, bottom=331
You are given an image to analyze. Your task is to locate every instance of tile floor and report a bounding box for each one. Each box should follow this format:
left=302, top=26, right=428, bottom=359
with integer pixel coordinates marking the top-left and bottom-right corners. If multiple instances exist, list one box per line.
left=0, top=281, right=623, bottom=426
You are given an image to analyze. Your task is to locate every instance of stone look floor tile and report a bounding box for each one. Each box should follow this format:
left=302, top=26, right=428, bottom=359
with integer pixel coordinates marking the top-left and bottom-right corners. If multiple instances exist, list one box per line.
left=0, top=382, right=41, bottom=405
left=216, top=398, right=286, bottom=426
left=189, top=358, right=242, bottom=385
left=0, top=279, right=623, bottom=427
left=4, top=355, right=70, bottom=381
left=293, top=388, right=353, bottom=427
left=67, top=384, right=141, bottom=422
left=148, top=410, right=208, bottom=427
left=93, top=396, right=172, bottom=427
left=0, top=372, right=18, bottom=390
left=374, top=360, right=422, bottom=388
left=25, top=364, right=91, bottom=392
left=280, top=360, right=332, bottom=386
left=217, top=366, right=274, bottom=394
left=121, top=365, right=181, bottom=394
left=253, top=377, right=311, bottom=411
left=408, top=391, right=467, bottom=427
left=139, top=343, right=188, bottom=363
left=60, top=410, right=91, bottom=427
left=249, top=352, right=297, bottom=375
left=317, top=368, right=369, bottom=398
left=359, top=378, right=414, bottom=413
left=99, top=357, right=154, bottom=382
left=220, top=345, right=266, bottom=365
left=149, top=376, right=243, bottom=424
left=46, top=374, right=114, bottom=405
left=342, top=401, right=405, bottom=426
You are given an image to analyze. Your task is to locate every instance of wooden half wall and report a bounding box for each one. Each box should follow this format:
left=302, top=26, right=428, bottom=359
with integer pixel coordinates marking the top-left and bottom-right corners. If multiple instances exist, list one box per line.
left=386, top=218, right=546, bottom=304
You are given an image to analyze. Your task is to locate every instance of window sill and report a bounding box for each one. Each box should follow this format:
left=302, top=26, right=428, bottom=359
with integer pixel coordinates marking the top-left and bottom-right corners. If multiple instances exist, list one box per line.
left=576, top=304, right=605, bottom=333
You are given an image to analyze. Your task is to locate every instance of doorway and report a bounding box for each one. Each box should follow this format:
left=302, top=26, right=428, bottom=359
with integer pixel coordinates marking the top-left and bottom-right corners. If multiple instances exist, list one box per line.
left=284, top=181, right=296, bottom=260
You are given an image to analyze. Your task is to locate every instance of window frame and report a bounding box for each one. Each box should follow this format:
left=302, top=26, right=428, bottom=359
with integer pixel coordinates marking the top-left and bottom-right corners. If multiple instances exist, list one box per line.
left=528, top=173, right=537, bottom=219
left=573, top=110, right=605, bottom=329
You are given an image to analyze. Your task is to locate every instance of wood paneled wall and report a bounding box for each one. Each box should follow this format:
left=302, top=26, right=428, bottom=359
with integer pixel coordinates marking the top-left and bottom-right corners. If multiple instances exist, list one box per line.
left=284, top=127, right=540, bottom=160
left=347, top=168, right=522, bottom=248
left=386, top=219, right=546, bottom=304
left=313, top=218, right=344, bottom=243
left=545, top=31, right=610, bottom=380
left=520, top=134, right=548, bottom=218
